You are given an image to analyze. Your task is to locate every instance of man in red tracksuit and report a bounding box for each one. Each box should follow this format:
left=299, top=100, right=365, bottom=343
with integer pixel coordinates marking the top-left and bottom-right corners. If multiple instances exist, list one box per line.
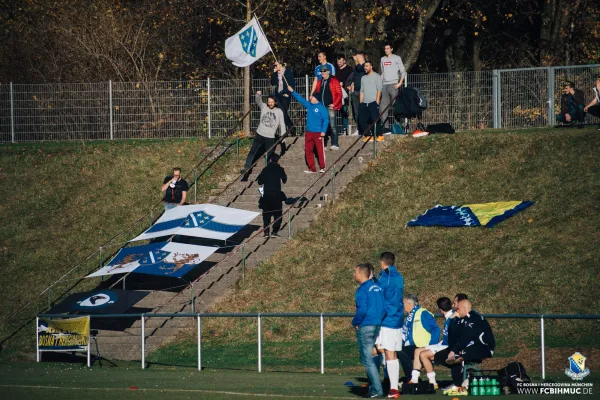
left=288, top=85, right=330, bottom=173
left=314, top=65, right=343, bottom=150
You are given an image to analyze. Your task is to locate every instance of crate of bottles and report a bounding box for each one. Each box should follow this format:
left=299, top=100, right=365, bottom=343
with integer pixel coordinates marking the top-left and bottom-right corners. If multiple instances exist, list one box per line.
left=469, top=373, right=502, bottom=396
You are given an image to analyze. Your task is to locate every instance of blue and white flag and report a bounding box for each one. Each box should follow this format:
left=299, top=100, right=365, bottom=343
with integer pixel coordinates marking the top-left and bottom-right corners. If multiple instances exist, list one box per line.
left=225, top=17, right=272, bottom=67
left=130, top=204, right=260, bottom=242
left=86, top=242, right=218, bottom=278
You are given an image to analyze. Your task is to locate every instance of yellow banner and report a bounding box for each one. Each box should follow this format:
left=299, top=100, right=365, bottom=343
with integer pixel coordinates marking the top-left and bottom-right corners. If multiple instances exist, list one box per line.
left=38, top=316, right=90, bottom=350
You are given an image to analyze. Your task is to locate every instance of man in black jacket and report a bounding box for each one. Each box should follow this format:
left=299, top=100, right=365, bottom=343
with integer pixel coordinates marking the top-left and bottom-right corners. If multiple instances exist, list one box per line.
left=271, top=62, right=295, bottom=135
left=257, top=153, right=287, bottom=238
left=557, top=81, right=585, bottom=124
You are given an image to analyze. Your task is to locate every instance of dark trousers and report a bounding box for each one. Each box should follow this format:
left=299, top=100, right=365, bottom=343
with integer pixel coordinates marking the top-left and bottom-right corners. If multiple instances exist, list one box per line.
left=398, top=345, right=416, bottom=379
left=588, top=105, right=600, bottom=119
left=358, top=102, right=382, bottom=137
left=351, top=92, right=360, bottom=124
left=274, top=92, right=293, bottom=129
left=260, top=195, right=283, bottom=233
left=244, top=134, right=275, bottom=172
left=434, top=345, right=492, bottom=386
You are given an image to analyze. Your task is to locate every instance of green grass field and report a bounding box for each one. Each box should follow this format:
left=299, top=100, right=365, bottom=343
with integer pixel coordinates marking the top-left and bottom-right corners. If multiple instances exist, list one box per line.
left=1, top=360, right=597, bottom=399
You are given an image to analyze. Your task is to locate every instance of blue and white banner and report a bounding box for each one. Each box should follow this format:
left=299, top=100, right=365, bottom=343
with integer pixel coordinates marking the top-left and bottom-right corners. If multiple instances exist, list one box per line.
left=86, top=242, right=218, bottom=278
left=130, top=204, right=260, bottom=242
left=225, top=17, right=272, bottom=67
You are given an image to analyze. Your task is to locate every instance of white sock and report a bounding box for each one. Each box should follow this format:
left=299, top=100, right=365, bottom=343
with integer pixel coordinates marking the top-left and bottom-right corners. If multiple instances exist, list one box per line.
left=386, top=359, right=400, bottom=390
left=411, top=369, right=421, bottom=382
left=427, top=371, right=437, bottom=385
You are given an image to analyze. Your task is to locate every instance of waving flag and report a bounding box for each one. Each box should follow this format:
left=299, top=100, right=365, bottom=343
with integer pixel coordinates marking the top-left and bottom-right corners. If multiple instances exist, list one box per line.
left=225, top=17, right=272, bottom=67
left=407, top=201, right=534, bottom=228
left=86, top=242, right=218, bottom=278
left=130, top=204, right=260, bottom=241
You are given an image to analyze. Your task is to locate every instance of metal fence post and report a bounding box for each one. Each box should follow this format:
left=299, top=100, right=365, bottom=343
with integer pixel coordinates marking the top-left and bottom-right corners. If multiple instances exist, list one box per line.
left=190, top=283, right=195, bottom=313
left=109, top=80, right=114, bottom=140
left=141, top=314, right=146, bottom=369
left=287, top=212, right=291, bottom=239
left=10, top=82, right=15, bottom=143
left=194, top=168, right=198, bottom=203
left=197, top=315, right=202, bottom=371
left=36, top=317, right=40, bottom=362
left=320, top=314, right=325, bottom=374
left=258, top=314, right=262, bottom=372
left=242, top=245, right=246, bottom=282
left=492, top=70, right=500, bottom=129
left=547, top=68, right=555, bottom=126
left=540, top=316, right=546, bottom=380
left=305, top=75, right=309, bottom=99
left=207, top=78, right=212, bottom=139
left=332, top=164, right=336, bottom=202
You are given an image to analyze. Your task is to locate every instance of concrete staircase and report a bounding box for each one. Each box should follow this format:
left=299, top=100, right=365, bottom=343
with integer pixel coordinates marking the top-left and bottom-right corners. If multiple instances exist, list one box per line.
left=94, top=134, right=398, bottom=361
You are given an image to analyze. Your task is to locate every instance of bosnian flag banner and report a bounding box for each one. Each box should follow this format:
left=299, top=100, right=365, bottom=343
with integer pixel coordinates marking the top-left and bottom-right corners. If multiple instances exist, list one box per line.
left=130, top=204, right=260, bottom=242
left=86, top=242, right=218, bottom=278
left=225, top=17, right=272, bottom=67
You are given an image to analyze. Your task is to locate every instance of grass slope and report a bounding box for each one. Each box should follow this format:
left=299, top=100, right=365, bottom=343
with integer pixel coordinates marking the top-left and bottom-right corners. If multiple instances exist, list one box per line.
left=0, top=138, right=247, bottom=357
left=158, top=127, right=599, bottom=372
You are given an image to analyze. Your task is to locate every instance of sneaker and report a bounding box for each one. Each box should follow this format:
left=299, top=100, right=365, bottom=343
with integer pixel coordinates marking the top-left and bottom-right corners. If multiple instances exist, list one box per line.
left=376, top=136, right=384, bottom=142
left=263, top=232, right=270, bottom=238
left=240, top=175, right=249, bottom=182
left=270, top=232, right=281, bottom=238
left=446, top=387, right=468, bottom=396
left=351, top=130, right=360, bottom=136
left=303, top=170, right=317, bottom=174
left=383, top=131, right=392, bottom=135
left=319, top=168, right=326, bottom=173
left=330, top=145, right=339, bottom=150
left=363, top=136, right=374, bottom=142
left=387, top=389, right=400, bottom=398
left=433, top=383, right=439, bottom=391
left=442, top=384, right=458, bottom=394
left=364, top=394, right=384, bottom=399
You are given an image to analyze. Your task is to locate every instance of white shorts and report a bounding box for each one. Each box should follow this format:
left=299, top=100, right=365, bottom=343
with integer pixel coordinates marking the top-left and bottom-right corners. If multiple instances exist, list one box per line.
left=375, top=327, right=403, bottom=351
left=425, top=343, right=448, bottom=354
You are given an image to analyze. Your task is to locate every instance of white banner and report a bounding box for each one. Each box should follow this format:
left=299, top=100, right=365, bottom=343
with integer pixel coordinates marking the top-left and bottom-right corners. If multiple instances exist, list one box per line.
left=130, top=204, right=260, bottom=242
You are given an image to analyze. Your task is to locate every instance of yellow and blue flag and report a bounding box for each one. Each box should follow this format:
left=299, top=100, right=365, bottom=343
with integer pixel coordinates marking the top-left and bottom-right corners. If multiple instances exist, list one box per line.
left=407, top=201, right=534, bottom=228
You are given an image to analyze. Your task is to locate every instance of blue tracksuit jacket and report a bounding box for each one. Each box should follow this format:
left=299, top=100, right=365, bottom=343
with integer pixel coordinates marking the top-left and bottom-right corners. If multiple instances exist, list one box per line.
left=352, top=279, right=385, bottom=327
left=291, top=91, right=329, bottom=133
left=378, top=265, right=404, bottom=329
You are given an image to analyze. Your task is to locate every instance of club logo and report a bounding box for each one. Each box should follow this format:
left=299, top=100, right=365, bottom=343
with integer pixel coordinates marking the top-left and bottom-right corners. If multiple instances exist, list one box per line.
left=565, top=352, right=590, bottom=380
left=76, top=291, right=117, bottom=309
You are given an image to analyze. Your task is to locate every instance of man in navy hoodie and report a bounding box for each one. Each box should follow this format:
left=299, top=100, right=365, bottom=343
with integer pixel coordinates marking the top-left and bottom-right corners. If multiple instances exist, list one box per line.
left=375, top=252, right=404, bottom=398
left=288, top=85, right=329, bottom=173
left=353, top=263, right=385, bottom=398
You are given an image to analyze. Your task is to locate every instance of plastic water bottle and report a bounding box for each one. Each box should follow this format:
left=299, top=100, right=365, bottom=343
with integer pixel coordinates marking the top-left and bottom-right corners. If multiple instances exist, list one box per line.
left=471, top=385, right=480, bottom=396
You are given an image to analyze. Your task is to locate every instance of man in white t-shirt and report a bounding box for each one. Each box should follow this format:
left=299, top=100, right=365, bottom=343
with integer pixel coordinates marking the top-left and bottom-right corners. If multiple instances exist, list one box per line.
left=379, top=44, right=406, bottom=131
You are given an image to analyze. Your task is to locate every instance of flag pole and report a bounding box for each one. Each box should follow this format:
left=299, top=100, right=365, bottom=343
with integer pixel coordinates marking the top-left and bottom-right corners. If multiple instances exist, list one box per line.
left=253, top=14, right=290, bottom=88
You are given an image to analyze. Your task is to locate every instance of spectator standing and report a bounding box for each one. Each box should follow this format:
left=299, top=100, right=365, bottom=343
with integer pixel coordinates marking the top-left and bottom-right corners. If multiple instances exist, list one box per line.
left=359, top=61, right=383, bottom=142
left=257, top=153, right=287, bottom=238
left=556, top=81, right=585, bottom=124
left=241, top=91, right=286, bottom=181
left=583, top=75, right=600, bottom=128
left=375, top=252, right=405, bottom=399
left=352, top=263, right=386, bottom=398
left=398, top=294, right=440, bottom=380
left=288, top=85, right=329, bottom=173
left=161, top=167, right=188, bottom=211
left=379, top=44, right=406, bottom=131
left=270, top=62, right=296, bottom=135
left=310, top=51, right=336, bottom=96
left=336, top=55, right=353, bottom=135
left=314, top=65, right=343, bottom=150
left=348, top=51, right=366, bottom=134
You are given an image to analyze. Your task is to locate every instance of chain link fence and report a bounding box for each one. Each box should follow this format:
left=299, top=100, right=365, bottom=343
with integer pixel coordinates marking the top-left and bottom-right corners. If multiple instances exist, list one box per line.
left=1, top=65, right=598, bottom=142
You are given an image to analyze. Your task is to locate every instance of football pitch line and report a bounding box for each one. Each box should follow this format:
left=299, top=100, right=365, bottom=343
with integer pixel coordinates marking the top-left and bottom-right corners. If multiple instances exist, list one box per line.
left=0, top=384, right=353, bottom=399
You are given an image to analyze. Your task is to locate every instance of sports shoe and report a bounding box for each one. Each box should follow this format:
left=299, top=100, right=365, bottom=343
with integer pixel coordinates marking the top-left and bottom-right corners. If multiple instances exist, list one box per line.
left=376, top=136, right=384, bottom=142
left=383, top=131, right=392, bottom=135
left=270, top=232, right=281, bottom=238
left=433, top=383, right=439, bottom=391
left=445, top=387, right=468, bottom=396
left=441, top=384, right=458, bottom=394
left=304, top=170, right=317, bottom=174
left=363, top=136, right=374, bottom=142
left=387, top=388, right=400, bottom=398
left=364, top=394, right=384, bottom=399
left=319, top=168, right=326, bottom=173
left=351, top=130, right=360, bottom=136
left=263, top=232, right=270, bottom=238
left=330, top=145, right=339, bottom=150
left=412, top=129, right=429, bottom=138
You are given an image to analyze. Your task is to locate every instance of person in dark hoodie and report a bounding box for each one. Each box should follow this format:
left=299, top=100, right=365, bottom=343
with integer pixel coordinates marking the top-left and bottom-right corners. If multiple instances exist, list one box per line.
left=288, top=85, right=329, bottom=174
left=257, top=153, right=287, bottom=238
left=374, top=252, right=404, bottom=399
left=352, top=262, right=385, bottom=398
left=442, top=299, right=496, bottom=394
left=556, top=81, right=585, bottom=124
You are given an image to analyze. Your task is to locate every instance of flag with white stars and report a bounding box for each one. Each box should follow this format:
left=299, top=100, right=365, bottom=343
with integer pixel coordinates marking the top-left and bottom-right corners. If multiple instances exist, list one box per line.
left=225, top=17, right=272, bottom=67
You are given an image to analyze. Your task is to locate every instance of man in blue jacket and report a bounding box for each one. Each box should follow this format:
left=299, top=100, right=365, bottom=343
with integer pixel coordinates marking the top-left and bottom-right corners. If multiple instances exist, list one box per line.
left=375, top=252, right=404, bottom=398
left=288, top=85, right=329, bottom=174
left=398, top=294, right=441, bottom=380
left=352, top=263, right=385, bottom=398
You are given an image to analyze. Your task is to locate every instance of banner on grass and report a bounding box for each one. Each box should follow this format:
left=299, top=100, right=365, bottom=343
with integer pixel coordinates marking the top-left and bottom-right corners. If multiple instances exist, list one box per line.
left=86, top=242, right=218, bottom=278
left=46, top=289, right=149, bottom=315
left=38, top=316, right=90, bottom=351
left=130, top=204, right=259, bottom=242
left=407, top=201, right=534, bottom=228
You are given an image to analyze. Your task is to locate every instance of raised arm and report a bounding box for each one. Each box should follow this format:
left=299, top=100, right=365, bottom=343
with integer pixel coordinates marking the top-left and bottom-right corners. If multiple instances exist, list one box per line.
left=291, top=88, right=310, bottom=109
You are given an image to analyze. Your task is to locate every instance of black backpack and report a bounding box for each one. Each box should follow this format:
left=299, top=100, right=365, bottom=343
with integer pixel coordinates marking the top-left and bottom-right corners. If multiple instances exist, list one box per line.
left=497, top=362, right=531, bottom=394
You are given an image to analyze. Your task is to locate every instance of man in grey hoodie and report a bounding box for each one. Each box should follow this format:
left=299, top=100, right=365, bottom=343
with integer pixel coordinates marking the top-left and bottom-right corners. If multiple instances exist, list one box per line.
left=241, top=91, right=286, bottom=181
left=380, top=44, right=406, bottom=131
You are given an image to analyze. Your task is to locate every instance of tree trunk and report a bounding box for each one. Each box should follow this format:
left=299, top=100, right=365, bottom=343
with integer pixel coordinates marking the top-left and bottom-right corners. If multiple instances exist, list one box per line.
left=399, top=0, right=442, bottom=71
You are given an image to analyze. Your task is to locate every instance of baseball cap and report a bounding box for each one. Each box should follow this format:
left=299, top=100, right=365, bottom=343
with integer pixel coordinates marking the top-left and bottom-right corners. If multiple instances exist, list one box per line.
left=320, top=65, right=331, bottom=72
